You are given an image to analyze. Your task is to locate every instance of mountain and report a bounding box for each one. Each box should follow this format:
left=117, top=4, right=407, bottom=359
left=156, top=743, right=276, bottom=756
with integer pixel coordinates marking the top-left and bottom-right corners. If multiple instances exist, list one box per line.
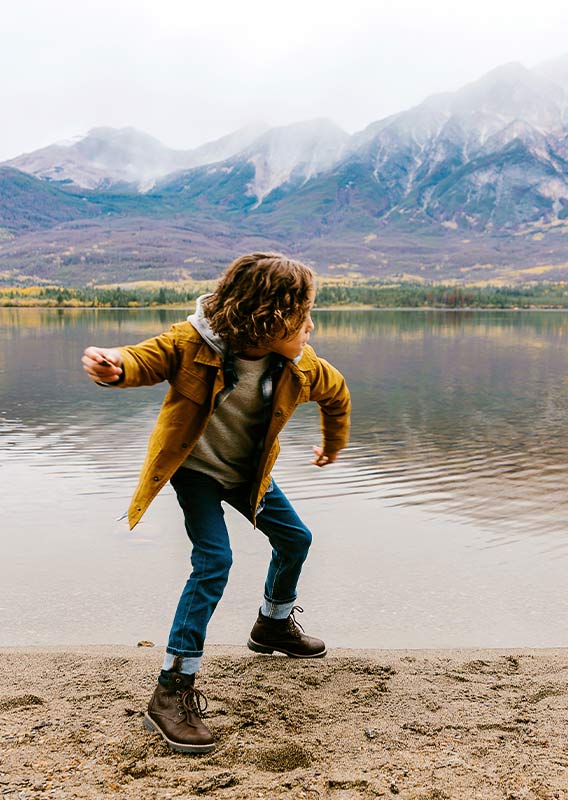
left=3, top=124, right=267, bottom=191
left=154, top=119, right=349, bottom=206
left=153, top=60, right=568, bottom=231
left=422, top=61, right=565, bottom=127
left=340, top=62, right=568, bottom=224
left=2, top=57, right=568, bottom=285
left=0, top=167, right=102, bottom=230
left=182, top=124, right=270, bottom=174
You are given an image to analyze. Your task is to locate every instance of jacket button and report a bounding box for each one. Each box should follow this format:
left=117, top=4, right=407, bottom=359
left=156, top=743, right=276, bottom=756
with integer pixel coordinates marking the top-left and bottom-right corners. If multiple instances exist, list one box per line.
left=274, top=410, right=282, bottom=417
left=152, top=475, right=160, bottom=482
left=181, top=442, right=188, bottom=449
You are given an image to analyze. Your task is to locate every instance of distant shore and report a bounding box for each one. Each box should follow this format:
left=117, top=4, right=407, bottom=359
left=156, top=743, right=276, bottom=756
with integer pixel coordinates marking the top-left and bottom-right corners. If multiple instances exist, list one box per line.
left=4, top=302, right=568, bottom=311
left=2, top=644, right=568, bottom=799
left=3, top=280, right=568, bottom=310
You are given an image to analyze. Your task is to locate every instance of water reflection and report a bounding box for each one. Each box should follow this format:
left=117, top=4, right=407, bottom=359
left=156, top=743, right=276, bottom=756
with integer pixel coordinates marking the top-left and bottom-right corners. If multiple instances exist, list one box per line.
left=289, top=309, right=568, bottom=537
left=3, top=307, right=568, bottom=648
left=1, top=307, right=568, bottom=537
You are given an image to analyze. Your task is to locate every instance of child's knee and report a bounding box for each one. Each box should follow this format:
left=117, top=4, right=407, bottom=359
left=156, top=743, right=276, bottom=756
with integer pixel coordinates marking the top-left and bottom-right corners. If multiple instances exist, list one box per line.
left=192, top=547, right=233, bottom=582
left=293, top=526, right=312, bottom=559
left=211, top=549, right=233, bottom=580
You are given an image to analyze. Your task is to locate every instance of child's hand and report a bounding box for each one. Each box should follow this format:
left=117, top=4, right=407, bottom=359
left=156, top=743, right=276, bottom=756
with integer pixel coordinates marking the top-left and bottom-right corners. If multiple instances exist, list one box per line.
left=82, top=346, right=123, bottom=383
left=312, top=446, right=339, bottom=468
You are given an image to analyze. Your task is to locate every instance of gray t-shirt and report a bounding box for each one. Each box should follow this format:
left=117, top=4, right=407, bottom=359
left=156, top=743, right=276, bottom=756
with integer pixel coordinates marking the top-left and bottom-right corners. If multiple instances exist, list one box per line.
left=182, top=354, right=270, bottom=487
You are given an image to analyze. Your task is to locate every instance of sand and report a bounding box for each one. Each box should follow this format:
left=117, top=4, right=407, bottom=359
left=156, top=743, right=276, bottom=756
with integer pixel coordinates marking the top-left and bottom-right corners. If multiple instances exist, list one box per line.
left=1, top=645, right=568, bottom=799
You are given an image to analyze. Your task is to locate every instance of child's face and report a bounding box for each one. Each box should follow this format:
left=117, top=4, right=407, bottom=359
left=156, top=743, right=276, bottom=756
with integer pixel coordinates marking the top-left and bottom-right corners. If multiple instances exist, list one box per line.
left=238, top=288, right=316, bottom=360
left=268, top=291, right=316, bottom=360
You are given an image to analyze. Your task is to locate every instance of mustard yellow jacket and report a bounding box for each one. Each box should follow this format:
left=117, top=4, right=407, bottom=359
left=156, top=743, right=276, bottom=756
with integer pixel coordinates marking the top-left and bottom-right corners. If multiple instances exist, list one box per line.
left=112, top=321, right=351, bottom=529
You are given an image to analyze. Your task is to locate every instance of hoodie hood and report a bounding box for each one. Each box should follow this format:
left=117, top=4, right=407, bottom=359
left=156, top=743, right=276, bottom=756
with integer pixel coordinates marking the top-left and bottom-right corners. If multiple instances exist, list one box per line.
left=187, top=294, right=227, bottom=357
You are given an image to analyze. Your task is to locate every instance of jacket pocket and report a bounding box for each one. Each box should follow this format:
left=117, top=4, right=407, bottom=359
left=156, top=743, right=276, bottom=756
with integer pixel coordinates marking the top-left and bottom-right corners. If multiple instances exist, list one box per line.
left=172, top=366, right=211, bottom=405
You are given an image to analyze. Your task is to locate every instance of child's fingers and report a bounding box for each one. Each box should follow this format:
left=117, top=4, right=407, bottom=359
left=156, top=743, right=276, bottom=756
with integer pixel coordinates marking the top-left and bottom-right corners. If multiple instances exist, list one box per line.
left=81, top=347, right=123, bottom=381
left=311, top=446, right=339, bottom=467
left=311, top=446, right=330, bottom=467
left=83, top=347, right=119, bottom=366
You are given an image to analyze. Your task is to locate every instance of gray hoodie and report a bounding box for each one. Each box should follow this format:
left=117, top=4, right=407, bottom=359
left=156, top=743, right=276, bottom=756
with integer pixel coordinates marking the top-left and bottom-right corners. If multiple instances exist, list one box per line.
left=187, top=294, right=226, bottom=358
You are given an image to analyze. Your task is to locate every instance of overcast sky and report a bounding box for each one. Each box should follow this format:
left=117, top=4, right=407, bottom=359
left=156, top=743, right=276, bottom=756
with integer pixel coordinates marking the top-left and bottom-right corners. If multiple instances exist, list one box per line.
left=2, top=0, right=568, bottom=161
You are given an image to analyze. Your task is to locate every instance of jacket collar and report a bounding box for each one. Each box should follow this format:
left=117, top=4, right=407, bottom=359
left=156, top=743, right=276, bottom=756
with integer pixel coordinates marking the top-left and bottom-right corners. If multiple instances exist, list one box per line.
left=194, top=341, right=223, bottom=367
left=292, top=345, right=318, bottom=373
left=190, top=330, right=317, bottom=374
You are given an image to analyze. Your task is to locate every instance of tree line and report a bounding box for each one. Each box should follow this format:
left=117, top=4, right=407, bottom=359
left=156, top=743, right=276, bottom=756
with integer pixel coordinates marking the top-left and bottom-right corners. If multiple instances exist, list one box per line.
left=2, top=282, right=568, bottom=308
left=315, top=283, right=568, bottom=308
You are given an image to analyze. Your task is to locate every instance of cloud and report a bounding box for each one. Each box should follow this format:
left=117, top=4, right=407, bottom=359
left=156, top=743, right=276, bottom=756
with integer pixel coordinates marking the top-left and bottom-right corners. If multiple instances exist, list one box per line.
left=1, top=0, right=568, bottom=160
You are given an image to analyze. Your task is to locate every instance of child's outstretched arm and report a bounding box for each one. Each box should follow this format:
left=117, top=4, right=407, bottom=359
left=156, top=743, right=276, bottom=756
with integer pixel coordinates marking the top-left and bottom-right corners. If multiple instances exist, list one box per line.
left=82, top=326, right=183, bottom=388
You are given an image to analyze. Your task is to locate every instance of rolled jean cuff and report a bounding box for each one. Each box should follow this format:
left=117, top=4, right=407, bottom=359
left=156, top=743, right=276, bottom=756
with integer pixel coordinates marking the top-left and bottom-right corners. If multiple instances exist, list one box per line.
left=261, top=597, right=296, bottom=620
left=162, top=652, right=202, bottom=675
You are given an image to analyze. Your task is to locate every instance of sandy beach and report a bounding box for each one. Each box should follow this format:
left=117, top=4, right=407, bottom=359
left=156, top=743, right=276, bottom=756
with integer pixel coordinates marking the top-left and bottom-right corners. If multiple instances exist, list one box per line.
left=1, top=646, right=568, bottom=799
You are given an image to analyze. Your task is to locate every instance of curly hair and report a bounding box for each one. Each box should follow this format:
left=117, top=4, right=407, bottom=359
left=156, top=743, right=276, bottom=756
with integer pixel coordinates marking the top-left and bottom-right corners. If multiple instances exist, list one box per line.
left=201, top=253, right=315, bottom=350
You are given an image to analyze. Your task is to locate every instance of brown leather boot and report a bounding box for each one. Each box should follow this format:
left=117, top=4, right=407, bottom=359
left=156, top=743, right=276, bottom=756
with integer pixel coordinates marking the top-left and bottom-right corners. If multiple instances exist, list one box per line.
left=247, top=605, right=327, bottom=658
left=144, top=671, right=215, bottom=753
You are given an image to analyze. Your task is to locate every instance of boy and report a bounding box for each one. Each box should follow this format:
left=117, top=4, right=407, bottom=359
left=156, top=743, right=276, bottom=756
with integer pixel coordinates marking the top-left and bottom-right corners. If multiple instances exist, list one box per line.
left=82, top=253, right=351, bottom=754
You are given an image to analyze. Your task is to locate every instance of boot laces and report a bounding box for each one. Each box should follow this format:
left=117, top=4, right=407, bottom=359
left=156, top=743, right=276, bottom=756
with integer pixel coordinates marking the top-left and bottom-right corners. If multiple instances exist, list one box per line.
left=176, top=685, right=208, bottom=719
left=287, top=605, right=306, bottom=636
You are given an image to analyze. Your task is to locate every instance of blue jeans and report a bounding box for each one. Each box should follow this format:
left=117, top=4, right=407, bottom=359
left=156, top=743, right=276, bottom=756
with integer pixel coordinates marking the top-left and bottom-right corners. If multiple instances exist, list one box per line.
left=165, top=467, right=312, bottom=668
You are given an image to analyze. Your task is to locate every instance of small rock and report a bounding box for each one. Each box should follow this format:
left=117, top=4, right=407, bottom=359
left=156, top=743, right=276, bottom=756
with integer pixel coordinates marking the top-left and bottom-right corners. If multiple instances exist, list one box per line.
left=137, top=640, right=155, bottom=647
left=194, top=772, right=237, bottom=793
left=328, top=779, right=370, bottom=790
left=119, top=760, right=156, bottom=778
left=364, top=728, right=377, bottom=740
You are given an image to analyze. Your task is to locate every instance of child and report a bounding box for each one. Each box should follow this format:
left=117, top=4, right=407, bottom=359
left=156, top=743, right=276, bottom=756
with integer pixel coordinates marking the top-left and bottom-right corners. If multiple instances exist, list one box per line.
left=82, top=252, right=351, bottom=754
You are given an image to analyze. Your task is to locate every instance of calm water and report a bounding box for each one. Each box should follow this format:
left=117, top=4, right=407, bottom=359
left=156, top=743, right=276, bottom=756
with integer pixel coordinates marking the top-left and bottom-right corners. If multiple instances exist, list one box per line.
left=2, top=307, right=568, bottom=649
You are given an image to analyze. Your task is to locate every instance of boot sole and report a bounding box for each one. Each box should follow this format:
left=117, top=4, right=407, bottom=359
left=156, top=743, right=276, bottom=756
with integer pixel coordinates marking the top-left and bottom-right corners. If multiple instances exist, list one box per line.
left=143, top=713, right=215, bottom=754
left=247, top=638, right=327, bottom=658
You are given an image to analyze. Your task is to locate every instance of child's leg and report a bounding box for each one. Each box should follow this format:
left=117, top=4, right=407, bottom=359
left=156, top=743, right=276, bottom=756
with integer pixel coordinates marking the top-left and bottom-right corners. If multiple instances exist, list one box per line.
left=145, top=468, right=229, bottom=754
left=253, top=481, right=313, bottom=617
left=227, top=480, right=326, bottom=657
left=165, top=468, right=234, bottom=674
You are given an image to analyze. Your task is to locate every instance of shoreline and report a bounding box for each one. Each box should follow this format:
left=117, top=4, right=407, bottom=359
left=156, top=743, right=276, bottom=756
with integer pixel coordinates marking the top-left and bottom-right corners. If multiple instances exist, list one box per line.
left=3, top=642, right=568, bottom=654
left=2, top=644, right=568, bottom=799
left=4, top=303, right=568, bottom=311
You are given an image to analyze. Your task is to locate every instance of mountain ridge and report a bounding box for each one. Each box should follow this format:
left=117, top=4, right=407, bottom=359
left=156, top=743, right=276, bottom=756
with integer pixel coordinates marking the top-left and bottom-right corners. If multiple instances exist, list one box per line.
left=2, top=55, right=568, bottom=285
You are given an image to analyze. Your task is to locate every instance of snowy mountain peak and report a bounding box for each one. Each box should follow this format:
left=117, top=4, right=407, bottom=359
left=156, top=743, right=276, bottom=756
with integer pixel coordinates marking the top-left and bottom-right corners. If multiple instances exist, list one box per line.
left=420, top=61, right=563, bottom=129
left=3, top=125, right=270, bottom=191
left=243, top=118, right=349, bottom=203
left=5, top=127, right=176, bottom=190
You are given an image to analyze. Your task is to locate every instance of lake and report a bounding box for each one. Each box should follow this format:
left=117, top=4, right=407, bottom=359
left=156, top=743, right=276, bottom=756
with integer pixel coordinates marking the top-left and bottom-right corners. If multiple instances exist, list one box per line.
left=1, top=307, right=568, bottom=650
